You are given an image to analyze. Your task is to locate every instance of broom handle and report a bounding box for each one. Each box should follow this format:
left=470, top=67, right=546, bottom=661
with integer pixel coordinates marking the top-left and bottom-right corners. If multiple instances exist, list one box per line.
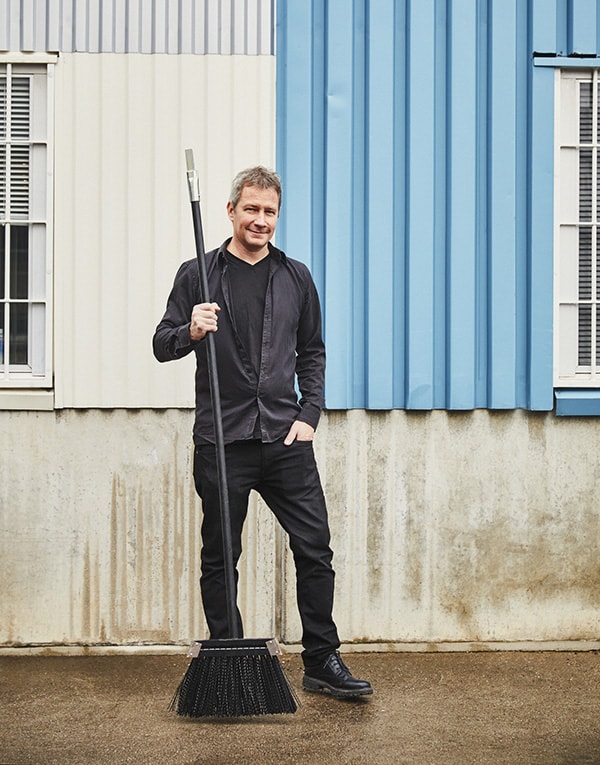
left=185, top=150, right=240, bottom=640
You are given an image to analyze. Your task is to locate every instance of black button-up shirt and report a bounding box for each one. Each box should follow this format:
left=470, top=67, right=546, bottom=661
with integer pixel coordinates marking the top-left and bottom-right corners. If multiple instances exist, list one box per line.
left=153, top=239, right=325, bottom=445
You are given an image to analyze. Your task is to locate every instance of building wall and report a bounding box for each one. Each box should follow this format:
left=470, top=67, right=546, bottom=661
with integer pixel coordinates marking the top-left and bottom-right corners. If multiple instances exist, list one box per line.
left=2, top=409, right=599, bottom=648
left=276, top=0, right=600, bottom=411
left=0, top=0, right=275, bottom=55
left=2, top=1, right=600, bottom=651
left=53, top=51, right=275, bottom=408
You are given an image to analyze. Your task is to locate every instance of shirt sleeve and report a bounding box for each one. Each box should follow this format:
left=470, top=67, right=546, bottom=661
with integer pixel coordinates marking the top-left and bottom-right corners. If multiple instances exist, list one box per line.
left=295, top=272, right=326, bottom=430
left=152, top=260, right=201, bottom=362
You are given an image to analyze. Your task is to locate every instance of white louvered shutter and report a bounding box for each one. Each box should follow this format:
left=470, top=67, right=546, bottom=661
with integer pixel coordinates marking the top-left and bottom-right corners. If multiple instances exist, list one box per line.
left=0, top=63, right=52, bottom=387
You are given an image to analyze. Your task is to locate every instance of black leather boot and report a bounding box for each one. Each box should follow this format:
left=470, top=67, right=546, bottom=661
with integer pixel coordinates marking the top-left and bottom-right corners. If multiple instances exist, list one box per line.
left=303, top=652, right=373, bottom=698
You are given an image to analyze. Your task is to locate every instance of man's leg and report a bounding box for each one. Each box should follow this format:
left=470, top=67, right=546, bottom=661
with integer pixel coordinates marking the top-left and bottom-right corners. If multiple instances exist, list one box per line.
left=193, top=441, right=259, bottom=639
left=257, top=439, right=340, bottom=665
left=258, top=438, right=372, bottom=697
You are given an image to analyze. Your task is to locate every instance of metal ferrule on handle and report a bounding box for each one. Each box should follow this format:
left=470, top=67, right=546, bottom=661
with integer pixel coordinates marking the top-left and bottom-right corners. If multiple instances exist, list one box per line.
left=185, top=149, right=200, bottom=202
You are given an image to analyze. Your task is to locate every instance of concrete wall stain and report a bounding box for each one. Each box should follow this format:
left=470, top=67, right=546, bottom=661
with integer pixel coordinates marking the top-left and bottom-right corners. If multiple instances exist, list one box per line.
left=2, top=408, right=600, bottom=647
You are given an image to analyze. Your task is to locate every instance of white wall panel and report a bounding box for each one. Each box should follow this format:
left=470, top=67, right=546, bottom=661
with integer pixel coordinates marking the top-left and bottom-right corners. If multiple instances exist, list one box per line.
left=53, top=52, right=275, bottom=408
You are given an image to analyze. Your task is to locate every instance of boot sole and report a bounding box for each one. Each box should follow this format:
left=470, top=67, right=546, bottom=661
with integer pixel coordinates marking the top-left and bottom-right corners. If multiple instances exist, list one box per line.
left=302, top=676, right=373, bottom=698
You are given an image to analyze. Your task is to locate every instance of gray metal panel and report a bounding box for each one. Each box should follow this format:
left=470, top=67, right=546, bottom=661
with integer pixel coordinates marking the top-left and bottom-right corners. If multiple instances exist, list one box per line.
left=0, top=0, right=275, bottom=54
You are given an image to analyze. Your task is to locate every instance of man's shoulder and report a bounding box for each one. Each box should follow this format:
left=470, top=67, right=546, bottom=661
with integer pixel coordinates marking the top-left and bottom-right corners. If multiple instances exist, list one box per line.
left=179, top=257, right=197, bottom=272
left=272, top=246, right=312, bottom=279
left=170, top=258, right=197, bottom=288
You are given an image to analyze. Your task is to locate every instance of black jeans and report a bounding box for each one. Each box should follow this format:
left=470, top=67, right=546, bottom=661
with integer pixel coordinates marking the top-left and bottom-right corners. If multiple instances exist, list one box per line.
left=193, top=438, right=340, bottom=666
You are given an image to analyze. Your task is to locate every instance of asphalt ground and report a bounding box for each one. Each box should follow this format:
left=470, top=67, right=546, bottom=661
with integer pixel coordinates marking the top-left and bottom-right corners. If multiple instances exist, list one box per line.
left=1, top=650, right=600, bottom=764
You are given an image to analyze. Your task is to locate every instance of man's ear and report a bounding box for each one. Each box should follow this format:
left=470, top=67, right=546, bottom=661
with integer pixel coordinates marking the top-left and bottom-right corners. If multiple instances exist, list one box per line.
left=226, top=201, right=234, bottom=221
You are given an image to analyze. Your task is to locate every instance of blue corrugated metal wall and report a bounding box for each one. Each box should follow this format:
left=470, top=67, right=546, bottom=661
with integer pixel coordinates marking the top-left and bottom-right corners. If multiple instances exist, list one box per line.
left=276, top=0, right=600, bottom=411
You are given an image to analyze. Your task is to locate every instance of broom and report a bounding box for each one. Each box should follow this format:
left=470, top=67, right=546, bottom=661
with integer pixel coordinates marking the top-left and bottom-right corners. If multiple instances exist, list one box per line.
left=169, top=150, right=298, bottom=717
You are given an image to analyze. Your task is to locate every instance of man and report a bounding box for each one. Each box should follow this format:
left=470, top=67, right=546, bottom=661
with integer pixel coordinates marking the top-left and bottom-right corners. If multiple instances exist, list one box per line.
left=153, top=166, right=372, bottom=698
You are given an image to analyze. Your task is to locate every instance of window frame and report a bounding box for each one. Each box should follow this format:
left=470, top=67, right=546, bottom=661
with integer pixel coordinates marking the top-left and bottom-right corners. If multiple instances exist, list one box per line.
left=554, top=67, right=600, bottom=390
left=0, top=54, right=55, bottom=400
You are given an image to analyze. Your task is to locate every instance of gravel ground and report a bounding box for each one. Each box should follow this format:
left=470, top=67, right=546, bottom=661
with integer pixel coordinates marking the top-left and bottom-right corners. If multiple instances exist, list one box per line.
left=1, top=651, right=600, bottom=764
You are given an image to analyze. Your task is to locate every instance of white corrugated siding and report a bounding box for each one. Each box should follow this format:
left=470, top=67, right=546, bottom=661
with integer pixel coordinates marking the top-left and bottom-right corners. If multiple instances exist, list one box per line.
left=0, top=0, right=274, bottom=55
left=53, top=52, right=276, bottom=408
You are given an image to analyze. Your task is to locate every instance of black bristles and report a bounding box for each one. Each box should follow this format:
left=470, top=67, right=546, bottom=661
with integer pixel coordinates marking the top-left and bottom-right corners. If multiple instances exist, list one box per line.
left=170, top=639, right=298, bottom=717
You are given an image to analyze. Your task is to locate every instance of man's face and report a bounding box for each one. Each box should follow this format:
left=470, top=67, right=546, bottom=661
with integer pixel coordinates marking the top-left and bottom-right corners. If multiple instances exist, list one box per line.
left=227, top=184, right=280, bottom=256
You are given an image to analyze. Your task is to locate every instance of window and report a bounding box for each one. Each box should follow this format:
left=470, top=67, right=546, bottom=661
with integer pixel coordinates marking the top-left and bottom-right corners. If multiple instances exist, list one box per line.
left=555, top=69, right=600, bottom=388
left=0, top=60, right=53, bottom=390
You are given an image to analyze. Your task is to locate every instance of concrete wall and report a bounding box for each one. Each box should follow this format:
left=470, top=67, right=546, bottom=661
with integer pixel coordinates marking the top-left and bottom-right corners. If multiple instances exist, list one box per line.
left=2, top=408, right=599, bottom=650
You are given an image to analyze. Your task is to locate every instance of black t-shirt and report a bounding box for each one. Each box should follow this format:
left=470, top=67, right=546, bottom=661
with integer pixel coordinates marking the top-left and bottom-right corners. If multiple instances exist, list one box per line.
left=225, top=250, right=270, bottom=376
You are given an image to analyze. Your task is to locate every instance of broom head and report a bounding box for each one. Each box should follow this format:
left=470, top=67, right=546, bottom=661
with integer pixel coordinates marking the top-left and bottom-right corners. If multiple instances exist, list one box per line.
left=170, top=637, right=298, bottom=717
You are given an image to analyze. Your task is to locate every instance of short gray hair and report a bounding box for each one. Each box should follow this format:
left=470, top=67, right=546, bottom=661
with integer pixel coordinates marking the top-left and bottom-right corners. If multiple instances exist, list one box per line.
left=229, top=166, right=282, bottom=210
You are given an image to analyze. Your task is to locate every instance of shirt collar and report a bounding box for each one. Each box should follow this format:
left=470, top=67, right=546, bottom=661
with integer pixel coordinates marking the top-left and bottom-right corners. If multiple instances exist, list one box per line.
left=217, top=238, right=286, bottom=265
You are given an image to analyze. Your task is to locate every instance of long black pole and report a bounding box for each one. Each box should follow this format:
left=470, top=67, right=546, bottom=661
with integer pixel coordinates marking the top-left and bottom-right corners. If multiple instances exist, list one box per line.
left=185, top=149, right=239, bottom=640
